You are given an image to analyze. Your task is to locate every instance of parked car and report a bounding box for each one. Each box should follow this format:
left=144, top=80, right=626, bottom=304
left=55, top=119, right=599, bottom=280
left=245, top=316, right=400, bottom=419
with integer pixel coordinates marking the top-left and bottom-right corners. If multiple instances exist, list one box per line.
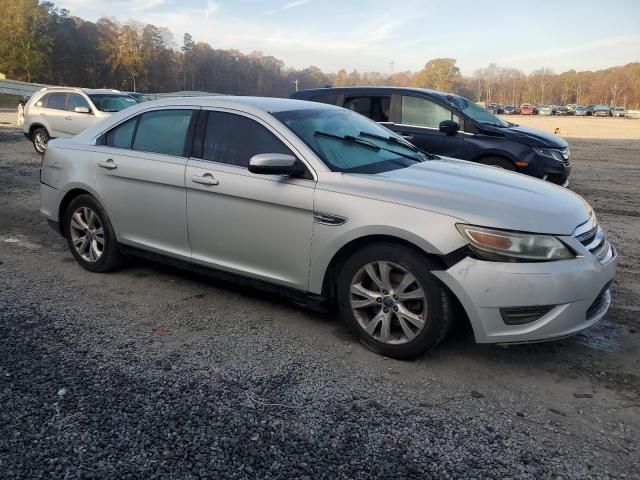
left=611, top=107, right=627, bottom=117
left=592, top=105, right=611, bottom=117
left=503, top=104, right=517, bottom=115
left=553, top=106, right=571, bottom=116
left=586, top=105, right=595, bottom=116
left=292, top=87, right=572, bottom=186
left=39, top=96, right=617, bottom=359
left=520, top=103, right=536, bottom=115
left=126, top=92, right=153, bottom=103
left=22, top=87, right=138, bottom=153
left=538, top=106, right=554, bottom=116
left=487, top=103, right=504, bottom=114
left=574, top=105, right=589, bottom=116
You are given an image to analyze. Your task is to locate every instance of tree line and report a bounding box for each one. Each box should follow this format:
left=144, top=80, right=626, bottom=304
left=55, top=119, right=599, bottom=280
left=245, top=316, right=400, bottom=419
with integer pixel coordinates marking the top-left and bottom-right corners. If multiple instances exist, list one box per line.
left=1, top=0, right=639, bottom=108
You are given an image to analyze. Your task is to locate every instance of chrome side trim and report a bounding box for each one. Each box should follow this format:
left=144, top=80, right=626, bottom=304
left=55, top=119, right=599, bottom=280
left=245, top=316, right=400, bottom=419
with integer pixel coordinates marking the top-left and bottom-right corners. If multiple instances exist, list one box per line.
left=313, top=212, right=347, bottom=226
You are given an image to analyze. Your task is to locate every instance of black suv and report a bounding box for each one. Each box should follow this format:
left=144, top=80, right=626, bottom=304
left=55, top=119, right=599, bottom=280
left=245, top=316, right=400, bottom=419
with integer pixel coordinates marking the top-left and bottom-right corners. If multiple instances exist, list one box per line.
left=291, top=87, right=571, bottom=185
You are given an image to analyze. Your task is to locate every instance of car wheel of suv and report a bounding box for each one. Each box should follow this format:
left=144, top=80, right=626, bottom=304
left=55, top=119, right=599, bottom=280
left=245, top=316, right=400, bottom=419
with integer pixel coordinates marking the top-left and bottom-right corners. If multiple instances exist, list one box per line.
left=478, top=157, right=515, bottom=170
left=64, top=195, right=123, bottom=273
left=337, top=243, right=452, bottom=359
left=32, top=128, right=49, bottom=154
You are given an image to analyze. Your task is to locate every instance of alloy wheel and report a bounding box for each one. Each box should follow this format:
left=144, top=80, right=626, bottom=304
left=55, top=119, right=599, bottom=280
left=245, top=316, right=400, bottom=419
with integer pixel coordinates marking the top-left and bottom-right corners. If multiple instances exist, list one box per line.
left=69, top=207, right=104, bottom=262
left=34, top=131, right=47, bottom=153
left=350, top=261, right=428, bottom=345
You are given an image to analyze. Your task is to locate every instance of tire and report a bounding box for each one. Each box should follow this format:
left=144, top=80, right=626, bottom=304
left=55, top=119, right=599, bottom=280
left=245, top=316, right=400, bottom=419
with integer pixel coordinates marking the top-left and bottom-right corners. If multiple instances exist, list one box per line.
left=64, top=194, right=123, bottom=273
left=32, top=127, right=49, bottom=154
left=478, top=157, right=516, bottom=171
left=336, top=243, right=453, bottom=359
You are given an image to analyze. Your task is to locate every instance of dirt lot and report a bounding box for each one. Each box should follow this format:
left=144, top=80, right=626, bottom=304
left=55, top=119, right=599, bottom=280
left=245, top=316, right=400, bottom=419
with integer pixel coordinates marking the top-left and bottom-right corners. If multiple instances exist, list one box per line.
left=1, top=108, right=639, bottom=478
left=499, top=114, right=640, bottom=139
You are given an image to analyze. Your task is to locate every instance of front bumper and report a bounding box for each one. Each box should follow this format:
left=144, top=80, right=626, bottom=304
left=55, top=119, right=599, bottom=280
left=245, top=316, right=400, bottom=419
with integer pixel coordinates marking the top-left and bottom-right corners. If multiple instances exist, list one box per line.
left=434, top=248, right=617, bottom=344
left=521, top=151, right=571, bottom=185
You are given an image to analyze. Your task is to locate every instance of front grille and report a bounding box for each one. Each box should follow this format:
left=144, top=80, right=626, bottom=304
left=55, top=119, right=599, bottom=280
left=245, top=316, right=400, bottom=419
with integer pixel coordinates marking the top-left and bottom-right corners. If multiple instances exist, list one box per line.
left=574, top=219, right=614, bottom=264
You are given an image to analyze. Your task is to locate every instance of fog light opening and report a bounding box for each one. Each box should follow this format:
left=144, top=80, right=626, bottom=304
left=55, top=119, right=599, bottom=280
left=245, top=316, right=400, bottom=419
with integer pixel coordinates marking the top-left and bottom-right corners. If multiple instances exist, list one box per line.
left=500, top=305, right=555, bottom=325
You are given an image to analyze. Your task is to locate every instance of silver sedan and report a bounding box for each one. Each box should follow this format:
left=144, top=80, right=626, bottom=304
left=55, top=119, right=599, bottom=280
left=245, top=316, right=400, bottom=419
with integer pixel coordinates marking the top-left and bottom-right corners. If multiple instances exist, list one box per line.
left=40, top=96, right=617, bottom=359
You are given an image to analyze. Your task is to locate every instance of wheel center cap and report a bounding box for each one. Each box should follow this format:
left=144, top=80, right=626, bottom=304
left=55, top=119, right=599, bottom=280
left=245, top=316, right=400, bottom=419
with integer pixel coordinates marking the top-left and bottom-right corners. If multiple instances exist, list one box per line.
left=382, top=296, right=395, bottom=307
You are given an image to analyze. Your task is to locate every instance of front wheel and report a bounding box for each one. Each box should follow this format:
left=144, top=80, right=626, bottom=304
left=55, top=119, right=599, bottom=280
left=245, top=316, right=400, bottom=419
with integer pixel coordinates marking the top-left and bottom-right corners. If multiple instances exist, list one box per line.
left=64, top=194, right=123, bottom=272
left=337, top=243, right=452, bottom=359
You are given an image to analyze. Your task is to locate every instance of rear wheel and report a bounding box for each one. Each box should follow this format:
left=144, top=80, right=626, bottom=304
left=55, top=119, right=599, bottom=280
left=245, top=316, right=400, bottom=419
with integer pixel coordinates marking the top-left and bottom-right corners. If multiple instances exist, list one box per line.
left=32, top=128, right=49, bottom=154
left=337, top=243, right=452, bottom=359
left=64, top=195, right=123, bottom=272
left=478, top=156, right=515, bottom=171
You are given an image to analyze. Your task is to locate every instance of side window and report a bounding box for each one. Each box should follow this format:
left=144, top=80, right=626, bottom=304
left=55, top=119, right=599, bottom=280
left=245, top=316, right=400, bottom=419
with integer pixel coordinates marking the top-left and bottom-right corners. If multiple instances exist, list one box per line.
left=46, top=93, right=67, bottom=110
left=67, top=94, right=91, bottom=112
left=35, top=94, right=49, bottom=107
left=343, top=96, right=390, bottom=122
left=132, top=109, right=193, bottom=157
left=401, top=96, right=452, bottom=128
left=312, top=93, right=339, bottom=105
left=105, top=117, right=137, bottom=149
left=202, top=112, right=293, bottom=168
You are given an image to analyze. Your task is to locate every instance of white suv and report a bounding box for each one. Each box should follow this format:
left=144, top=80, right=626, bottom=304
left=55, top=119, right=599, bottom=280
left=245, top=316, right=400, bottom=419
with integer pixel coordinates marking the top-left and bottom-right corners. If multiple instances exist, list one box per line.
left=23, top=87, right=138, bottom=153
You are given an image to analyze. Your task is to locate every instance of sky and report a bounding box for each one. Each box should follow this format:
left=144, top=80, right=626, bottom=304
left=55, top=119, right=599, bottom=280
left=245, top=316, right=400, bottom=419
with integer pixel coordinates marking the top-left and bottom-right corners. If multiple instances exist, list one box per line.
left=55, top=0, right=640, bottom=75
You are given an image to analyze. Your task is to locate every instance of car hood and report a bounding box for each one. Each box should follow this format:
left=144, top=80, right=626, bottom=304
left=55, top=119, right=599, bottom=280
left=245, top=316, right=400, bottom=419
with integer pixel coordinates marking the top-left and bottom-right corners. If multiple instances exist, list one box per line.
left=499, top=124, right=568, bottom=148
left=341, top=158, right=591, bottom=235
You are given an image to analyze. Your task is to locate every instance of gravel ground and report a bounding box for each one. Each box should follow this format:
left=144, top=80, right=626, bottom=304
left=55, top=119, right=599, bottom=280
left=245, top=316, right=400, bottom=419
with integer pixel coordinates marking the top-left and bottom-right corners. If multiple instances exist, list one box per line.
left=1, top=115, right=639, bottom=478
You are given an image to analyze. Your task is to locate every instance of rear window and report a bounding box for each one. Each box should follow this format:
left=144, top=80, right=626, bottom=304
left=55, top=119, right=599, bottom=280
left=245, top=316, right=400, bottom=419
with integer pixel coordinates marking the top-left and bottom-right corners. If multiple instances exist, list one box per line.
left=45, top=93, right=67, bottom=110
left=132, top=110, right=193, bottom=156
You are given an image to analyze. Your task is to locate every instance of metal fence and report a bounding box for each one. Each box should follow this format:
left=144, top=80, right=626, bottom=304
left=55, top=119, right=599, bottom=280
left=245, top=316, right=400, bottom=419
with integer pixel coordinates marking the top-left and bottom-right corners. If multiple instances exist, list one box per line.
left=0, top=78, right=51, bottom=97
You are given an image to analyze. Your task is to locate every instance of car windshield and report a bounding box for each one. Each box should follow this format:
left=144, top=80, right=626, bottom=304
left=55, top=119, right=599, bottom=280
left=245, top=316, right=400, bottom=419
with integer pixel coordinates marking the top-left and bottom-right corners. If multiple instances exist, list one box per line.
left=446, top=95, right=510, bottom=127
left=89, top=94, right=138, bottom=112
left=273, top=108, right=427, bottom=173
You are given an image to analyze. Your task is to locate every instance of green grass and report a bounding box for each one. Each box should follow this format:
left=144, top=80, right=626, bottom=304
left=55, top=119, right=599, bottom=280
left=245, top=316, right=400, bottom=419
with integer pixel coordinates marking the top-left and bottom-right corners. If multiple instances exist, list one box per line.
left=0, top=93, right=21, bottom=107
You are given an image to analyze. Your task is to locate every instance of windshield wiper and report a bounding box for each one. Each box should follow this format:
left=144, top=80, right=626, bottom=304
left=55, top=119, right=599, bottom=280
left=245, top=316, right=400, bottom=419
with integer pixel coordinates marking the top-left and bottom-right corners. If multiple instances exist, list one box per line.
left=359, top=131, right=438, bottom=160
left=314, top=131, right=380, bottom=151
left=315, top=130, right=426, bottom=163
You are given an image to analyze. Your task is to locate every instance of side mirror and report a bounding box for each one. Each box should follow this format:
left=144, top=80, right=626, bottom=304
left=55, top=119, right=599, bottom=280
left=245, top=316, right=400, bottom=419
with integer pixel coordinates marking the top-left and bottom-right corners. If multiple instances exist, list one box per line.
left=74, top=106, right=91, bottom=114
left=439, top=120, right=459, bottom=136
left=248, top=153, right=306, bottom=176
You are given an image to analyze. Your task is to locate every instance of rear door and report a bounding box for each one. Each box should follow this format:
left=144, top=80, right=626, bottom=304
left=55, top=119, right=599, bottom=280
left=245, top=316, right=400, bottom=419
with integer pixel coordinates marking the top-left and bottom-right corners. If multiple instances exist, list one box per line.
left=342, top=95, right=392, bottom=122
left=93, top=108, right=197, bottom=260
left=41, top=92, right=68, bottom=137
left=185, top=110, right=315, bottom=289
left=391, top=95, right=463, bottom=157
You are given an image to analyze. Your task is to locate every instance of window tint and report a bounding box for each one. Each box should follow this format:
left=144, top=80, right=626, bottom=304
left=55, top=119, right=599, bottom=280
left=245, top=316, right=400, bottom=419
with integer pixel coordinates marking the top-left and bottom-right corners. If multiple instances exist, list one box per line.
left=202, top=112, right=292, bottom=167
left=401, top=96, right=451, bottom=128
left=312, top=93, right=339, bottom=105
left=67, top=94, right=90, bottom=112
left=105, top=118, right=137, bottom=149
left=46, top=93, right=67, bottom=110
left=343, top=96, right=390, bottom=122
left=132, top=110, right=193, bottom=156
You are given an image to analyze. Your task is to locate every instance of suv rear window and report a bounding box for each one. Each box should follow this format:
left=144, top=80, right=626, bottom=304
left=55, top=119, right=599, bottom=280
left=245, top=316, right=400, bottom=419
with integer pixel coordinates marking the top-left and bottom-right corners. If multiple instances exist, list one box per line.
left=45, top=93, right=67, bottom=110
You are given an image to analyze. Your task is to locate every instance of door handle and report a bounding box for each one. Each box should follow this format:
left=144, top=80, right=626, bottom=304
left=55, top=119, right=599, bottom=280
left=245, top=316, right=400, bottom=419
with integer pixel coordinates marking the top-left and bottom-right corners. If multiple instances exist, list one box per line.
left=64, top=116, right=72, bottom=120
left=97, top=159, right=117, bottom=170
left=191, top=174, right=219, bottom=186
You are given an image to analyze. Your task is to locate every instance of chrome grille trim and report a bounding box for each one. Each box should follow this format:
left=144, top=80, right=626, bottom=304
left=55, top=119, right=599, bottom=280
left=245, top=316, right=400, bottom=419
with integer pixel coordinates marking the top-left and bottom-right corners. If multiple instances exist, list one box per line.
left=573, top=216, right=614, bottom=265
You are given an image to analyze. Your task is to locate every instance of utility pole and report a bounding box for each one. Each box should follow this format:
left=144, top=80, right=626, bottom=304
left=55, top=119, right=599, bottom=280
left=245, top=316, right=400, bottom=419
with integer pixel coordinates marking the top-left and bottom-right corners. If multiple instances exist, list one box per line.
left=294, top=79, right=300, bottom=91
left=389, top=61, right=394, bottom=74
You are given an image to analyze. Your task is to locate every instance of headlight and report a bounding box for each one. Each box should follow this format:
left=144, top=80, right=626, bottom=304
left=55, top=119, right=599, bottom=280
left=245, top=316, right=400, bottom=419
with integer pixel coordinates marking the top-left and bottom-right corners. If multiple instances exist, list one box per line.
left=456, top=224, right=575, bottom=261
left=533, top=147, right=567, bottom=161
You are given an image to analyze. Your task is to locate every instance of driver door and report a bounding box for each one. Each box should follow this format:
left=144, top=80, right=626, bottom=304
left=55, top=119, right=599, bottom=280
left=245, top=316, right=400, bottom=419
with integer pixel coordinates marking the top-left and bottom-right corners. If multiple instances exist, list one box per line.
left=186, top=110, right=315, bottom=289
left=392, top=95, right=463, bottom=157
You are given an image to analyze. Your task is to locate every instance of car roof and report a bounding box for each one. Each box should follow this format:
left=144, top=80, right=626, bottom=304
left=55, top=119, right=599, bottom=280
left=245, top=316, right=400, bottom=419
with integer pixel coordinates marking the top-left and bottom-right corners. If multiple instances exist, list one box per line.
left=37, top=87, right=125, bottom=95
left=124, top=95, right=340, bottom=114
left=292, top=86, right=452, bottom=101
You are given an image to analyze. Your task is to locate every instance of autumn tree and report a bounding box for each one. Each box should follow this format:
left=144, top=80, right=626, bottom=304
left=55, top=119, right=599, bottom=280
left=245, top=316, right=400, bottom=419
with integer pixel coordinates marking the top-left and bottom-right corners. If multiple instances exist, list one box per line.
left=0, top=0, right=51, bottom=82
left=411, top=58, right=461, bottom=92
